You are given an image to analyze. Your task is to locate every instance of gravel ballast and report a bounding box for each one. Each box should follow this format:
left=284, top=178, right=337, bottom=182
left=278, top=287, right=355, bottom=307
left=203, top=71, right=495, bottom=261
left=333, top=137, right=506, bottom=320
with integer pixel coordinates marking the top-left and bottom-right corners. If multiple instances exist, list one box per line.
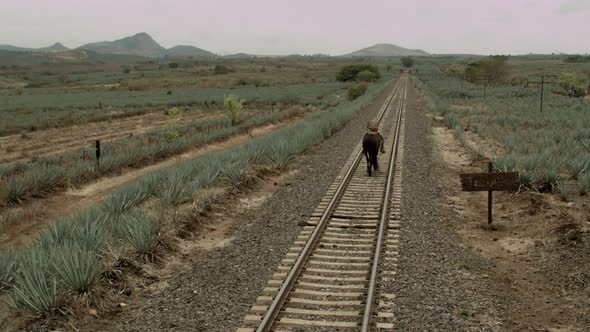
left=81, top=82, right=396, bottom=332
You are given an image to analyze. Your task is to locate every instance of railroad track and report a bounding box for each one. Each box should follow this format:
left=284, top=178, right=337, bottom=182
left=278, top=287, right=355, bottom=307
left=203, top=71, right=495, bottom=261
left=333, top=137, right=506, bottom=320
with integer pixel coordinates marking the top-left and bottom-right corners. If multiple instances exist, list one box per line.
left=237, top=73, right=408, bottom=332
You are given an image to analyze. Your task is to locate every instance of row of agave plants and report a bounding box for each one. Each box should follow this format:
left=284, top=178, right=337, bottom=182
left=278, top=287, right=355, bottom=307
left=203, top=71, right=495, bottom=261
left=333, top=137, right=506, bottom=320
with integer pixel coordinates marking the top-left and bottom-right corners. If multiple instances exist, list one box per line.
left=415, top=61, right=590, bottom=200
left=0, top=107, right=301, bottom=208
left=0, top=76, right=396, bottom=316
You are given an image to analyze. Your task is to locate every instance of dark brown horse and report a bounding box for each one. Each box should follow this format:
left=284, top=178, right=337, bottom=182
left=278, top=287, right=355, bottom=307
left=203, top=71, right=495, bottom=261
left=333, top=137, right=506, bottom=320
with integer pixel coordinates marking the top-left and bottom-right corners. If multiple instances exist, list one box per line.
left=362, top=133, right=381, bottom=176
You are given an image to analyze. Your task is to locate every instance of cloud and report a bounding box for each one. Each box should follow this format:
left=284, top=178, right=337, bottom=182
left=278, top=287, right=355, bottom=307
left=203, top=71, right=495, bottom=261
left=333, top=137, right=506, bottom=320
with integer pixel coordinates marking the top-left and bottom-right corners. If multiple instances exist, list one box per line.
left=559, top=0, right=590, bottom=13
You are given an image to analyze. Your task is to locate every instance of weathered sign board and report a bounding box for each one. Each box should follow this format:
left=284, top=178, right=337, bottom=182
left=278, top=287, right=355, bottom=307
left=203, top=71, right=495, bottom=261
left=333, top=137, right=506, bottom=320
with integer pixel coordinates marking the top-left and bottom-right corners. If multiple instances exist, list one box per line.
left=460, top=172, right=519, bottom=192
left=460, top=163, right=519, bottom=225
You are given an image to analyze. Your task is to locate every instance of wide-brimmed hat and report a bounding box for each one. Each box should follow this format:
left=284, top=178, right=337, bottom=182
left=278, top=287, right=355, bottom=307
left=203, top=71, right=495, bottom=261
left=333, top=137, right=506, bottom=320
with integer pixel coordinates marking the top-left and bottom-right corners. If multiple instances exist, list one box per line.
left=367, top=120, right=379, bottom=131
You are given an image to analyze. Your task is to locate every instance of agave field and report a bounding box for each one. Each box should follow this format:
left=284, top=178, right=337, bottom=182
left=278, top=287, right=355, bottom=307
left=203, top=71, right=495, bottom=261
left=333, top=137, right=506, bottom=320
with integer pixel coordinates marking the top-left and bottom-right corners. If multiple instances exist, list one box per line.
left=416, top=57, right=590, bottom=198
left=0, top=55, right=398, bottom=317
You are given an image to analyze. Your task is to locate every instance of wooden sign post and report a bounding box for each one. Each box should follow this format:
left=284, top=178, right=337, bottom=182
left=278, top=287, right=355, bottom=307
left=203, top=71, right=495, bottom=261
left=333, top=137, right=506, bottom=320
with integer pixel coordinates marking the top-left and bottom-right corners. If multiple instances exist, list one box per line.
left=460, top=162, right=519, bottom=224
left=95, top=140, right=101, bottom=169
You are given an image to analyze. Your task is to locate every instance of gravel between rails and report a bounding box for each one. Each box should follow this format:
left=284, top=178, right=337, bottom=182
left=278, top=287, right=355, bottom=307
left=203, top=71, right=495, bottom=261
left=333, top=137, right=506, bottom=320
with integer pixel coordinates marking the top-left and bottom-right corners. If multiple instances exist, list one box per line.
left=81, top=82, right=396, bottom=332
left=389, top=79, right=506, bottom=331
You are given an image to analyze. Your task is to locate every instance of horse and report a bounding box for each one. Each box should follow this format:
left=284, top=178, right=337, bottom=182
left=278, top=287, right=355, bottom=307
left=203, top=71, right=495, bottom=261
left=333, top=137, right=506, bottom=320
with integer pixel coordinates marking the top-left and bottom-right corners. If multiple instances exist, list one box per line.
left=362, top=132, right=381, bottom=176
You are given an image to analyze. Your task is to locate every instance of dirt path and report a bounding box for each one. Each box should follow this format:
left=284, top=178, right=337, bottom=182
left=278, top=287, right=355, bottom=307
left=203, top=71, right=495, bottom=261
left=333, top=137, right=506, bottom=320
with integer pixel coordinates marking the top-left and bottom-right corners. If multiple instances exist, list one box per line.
left=0, top=109, right=223, bottom=164
left=0, top=119, right=300, bottom=249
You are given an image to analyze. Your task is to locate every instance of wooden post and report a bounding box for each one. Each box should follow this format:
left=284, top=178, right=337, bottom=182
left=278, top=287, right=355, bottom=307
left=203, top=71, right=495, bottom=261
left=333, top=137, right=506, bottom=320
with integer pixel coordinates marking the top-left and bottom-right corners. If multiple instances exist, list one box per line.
left=483, top=76, right=487, bottom=100
left=539, top=74, right=544, bottom=113
left=488, top=162, right=493, bottom=224
left=95, top=140, right=101, bottom=168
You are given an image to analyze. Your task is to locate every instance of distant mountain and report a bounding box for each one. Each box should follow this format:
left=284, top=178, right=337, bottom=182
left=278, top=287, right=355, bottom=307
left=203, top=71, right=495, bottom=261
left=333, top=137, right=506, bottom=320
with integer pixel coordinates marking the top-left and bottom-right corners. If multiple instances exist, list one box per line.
left=37, top=42, right=69, bottom=52
left=0, top=42, right=69, bottom=53
left=0, top=45, right=30, bottom=52
left=344, top=43, right=430, bottom=57
left=166, top=45, right=216, bottom=57
left=224, top=53, right=257, bottom=59
left=0, top=49, right=144, bottom=65
left=79, top=32, right=166, bottom=57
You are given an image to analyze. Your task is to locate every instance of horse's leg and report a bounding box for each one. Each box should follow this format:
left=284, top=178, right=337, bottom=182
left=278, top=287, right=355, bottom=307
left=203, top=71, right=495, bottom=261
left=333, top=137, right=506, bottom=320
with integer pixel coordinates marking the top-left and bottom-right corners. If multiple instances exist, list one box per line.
left=364, top=151, right=372, bottom=176
left=372, top=150, right=379, bottom=171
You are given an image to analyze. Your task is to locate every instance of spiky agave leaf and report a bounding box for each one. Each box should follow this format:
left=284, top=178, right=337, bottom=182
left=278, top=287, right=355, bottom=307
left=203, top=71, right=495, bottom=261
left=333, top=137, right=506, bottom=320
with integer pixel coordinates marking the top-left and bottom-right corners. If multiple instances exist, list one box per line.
left=116, top=210, right=159, bottom=255
left=52, top=241, right=101, bottom=294
left=0, top=248, right=17, bottom=289
left=8, top=247, right=64, bottom=314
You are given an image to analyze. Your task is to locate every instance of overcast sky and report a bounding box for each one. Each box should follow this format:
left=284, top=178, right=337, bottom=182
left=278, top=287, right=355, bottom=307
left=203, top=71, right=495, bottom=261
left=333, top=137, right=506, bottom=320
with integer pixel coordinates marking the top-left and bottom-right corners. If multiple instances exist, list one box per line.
left=1, top=0, right=589, bottom=55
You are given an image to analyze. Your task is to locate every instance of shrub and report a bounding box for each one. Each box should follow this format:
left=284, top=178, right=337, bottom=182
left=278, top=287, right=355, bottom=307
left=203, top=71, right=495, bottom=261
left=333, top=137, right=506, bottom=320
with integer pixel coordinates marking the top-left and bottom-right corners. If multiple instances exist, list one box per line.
left=401, top=56, right=414, bottom=68
left=0, top=249, right=17, bottom=289
left=556, top=181, right=569, bottom=201
left=559, top=72, right=587, bottom=97
left=116, top=210, right=159, bottom=255
left=52, top=242, right=101, bottom=294
left=357, top=70, right=377, bottom=82
left=9, top=248, right=64, bottom=314
left=578, top=173, right=590, bottom=195
left=347, top=83, right=368, bottom=101
left=266, top=141, right=295, bottom=169
left=566, top=156, right=588, bottom=179
left=337, top=64, right=380, bottom=82
left=168, top=62, right=179, bottom=69
left=214, top=64, right=231, bottom=75
left=224, top=94, right=244, bottom=125
left=219, top=160, right=249, bottom=185
left=465, top=55, right=510, bottom=84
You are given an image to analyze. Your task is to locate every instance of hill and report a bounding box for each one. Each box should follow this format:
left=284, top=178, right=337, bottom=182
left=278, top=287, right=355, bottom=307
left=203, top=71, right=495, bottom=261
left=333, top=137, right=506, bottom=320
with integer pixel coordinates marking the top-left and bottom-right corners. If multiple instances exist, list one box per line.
left=224, top=53, right=257, bottom=59
left=0, top=42, right=69, bottom=52
left=37, top=43, right=69, bottom=52
left=79, top=32, right=166, bottom=57
left=0, top=49, right=144, bottom=65
left=166, top=45, right=216, bottom=57
left=344, top=43, right=430, bottom=57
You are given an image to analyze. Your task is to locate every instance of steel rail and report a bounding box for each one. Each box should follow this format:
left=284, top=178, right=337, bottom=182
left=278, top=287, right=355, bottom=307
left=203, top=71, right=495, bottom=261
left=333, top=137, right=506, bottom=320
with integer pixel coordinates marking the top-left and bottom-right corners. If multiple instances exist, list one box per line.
left=361, top=74, right=407, bottom=331
left=255, top=74, right=405, bottom=332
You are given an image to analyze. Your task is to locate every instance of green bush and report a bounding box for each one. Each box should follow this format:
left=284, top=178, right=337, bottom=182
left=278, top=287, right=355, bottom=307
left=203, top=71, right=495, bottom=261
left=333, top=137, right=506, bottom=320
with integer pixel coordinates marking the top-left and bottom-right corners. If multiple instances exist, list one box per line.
left=116, top=210, right=159, bottom=255
left=357, top=70, right=377, bottom=82
left=347, top=83, right=368, bottom=101
left=214, top=64, right=231, bottom=75
left=224, top=94, right=244, bottom=125
left=337, top=64, right=380, bottom=82
left=52, top=242, right=101, bottom=294
left=0, top=249, right=17, bottom=289
left=168, top=62, right=179, bottom=69
left=559, top=72, right=587, bottom=97
left=9, top=248, right=63, bottom=314
left=401, top=56, right=414, bottom=68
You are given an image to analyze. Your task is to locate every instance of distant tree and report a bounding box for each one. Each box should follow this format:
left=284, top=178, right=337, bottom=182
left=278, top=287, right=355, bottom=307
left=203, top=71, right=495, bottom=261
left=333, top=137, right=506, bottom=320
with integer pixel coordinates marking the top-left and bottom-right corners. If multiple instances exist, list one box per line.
left=401, top=57, right=414, bottom=68
left=224, top=95, right=244, bottom=125
left=214, top=64, right=231, bottom=75
left=336, top=64, right=380, bottom=82
left=563, top=55, right=590, bottom=63
left=347, top=83, right=368, bottom=100
left=465, top=55, right=510, bottom=84
left=357, top=70, right=378, bottom=82
left=559, top=72, right=587, bottom=97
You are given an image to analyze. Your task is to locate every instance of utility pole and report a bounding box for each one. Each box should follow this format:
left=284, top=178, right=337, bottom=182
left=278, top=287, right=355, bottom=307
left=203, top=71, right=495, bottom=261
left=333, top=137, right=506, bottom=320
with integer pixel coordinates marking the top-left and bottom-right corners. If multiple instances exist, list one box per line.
left=527, top=72, right=557, bottom=113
